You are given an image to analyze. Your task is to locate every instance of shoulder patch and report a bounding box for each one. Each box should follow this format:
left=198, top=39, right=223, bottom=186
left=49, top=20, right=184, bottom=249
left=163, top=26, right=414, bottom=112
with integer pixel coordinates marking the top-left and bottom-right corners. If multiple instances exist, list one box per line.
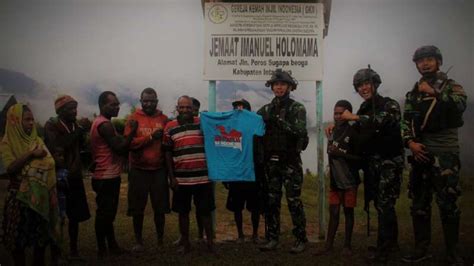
left=451, top=84, right=466, bottom=96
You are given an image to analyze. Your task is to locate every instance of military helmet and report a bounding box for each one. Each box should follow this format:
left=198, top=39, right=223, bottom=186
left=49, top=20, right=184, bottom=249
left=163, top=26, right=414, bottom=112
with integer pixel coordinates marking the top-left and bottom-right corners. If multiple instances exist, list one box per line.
left=353, top=68, right=382, bottom=92
left=232, top=98, right=251, bottom=111
left=265, top=68, right=298, bottom=91
left=412, top=45, right=443, bottom=64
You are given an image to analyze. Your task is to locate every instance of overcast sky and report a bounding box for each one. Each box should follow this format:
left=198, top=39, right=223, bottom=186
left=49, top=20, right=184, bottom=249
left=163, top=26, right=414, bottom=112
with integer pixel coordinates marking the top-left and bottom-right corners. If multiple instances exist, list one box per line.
left=1, top=0, right=472, bottom=171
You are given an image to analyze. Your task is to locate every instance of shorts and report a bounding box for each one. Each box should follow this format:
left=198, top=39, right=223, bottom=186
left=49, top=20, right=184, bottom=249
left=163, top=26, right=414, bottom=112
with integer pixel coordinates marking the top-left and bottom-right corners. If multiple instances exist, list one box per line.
left=127, top=167, right=170, bottom=216
left=66, top=177, right=91, bottom=222
left=329, top=187, right=358, bottom=208
left=172, top=182, right=215, bottom=215
left=226, top=182, right=259, bottom=212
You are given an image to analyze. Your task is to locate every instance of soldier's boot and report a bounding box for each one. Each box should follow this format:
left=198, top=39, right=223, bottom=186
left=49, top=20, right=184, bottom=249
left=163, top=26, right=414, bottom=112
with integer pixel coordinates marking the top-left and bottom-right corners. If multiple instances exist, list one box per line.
left=401, top=214, right=432, bottom=263
left=290, top=239, right=306, bottom=254
left=259, top=239, right=279, bottom=252
left=442, top=216, right=464, bottom=266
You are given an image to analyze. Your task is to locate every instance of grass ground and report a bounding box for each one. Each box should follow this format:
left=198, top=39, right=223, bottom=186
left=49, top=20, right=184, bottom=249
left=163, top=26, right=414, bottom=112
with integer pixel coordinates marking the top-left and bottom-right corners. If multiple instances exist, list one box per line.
left=0, top=172, right=473, bottom=265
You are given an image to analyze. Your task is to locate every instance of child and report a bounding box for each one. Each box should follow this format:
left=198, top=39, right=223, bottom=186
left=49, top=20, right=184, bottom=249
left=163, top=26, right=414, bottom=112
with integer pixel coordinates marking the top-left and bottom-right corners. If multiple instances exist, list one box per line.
left=316, top=100, right=360, bottom=256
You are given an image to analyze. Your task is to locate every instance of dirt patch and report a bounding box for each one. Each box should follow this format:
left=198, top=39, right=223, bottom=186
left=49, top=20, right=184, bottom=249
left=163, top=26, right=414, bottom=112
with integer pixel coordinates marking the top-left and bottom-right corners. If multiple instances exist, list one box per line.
left=0, top=174, right=473, bottom=265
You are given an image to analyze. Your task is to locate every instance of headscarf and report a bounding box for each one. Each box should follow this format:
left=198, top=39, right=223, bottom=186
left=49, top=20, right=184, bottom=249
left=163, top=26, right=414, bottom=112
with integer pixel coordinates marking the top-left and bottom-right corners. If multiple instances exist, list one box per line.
left=0, top=103, right=58, bottom=238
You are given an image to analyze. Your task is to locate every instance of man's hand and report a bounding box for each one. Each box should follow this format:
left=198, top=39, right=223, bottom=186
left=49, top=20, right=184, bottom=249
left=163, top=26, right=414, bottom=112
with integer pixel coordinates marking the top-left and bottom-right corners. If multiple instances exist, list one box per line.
left=31, top=145, right=47, bottom=158
left=418, top=81, right=436, bottom=95
left=327, top=144, right=338, bottom=154
left=340, top=110, right=359, bottom=121
left=325, top=123, right=335, bottom=137
left=128, top=120, right=139, bottom=133
left=408, top=141, right=430, bottom=163
left=151, top=129, right=163, bottom=140
left=169, top=176, right=178, bottom=191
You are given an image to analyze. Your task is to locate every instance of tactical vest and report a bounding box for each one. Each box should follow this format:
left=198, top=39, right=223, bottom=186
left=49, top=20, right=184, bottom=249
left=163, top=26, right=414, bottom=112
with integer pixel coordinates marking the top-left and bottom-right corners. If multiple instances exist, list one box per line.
left=408, top=79, right=464, bottom=135
left=356, top=95, right=403, bottom=158
left=260, top=98, right=308, bottom=161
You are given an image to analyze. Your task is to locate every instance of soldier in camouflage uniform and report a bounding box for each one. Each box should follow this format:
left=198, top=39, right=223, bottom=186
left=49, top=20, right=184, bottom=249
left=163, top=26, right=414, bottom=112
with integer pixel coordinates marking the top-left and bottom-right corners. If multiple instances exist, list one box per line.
left=333, top=68, right=404, bottom=263
left=401, top=46, right=466, bottom=265
left=257, top=69, right=308, bottom=254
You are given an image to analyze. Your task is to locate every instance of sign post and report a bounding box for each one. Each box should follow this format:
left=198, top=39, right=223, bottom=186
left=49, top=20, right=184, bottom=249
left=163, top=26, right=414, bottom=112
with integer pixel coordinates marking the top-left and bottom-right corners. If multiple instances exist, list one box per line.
left=208, top=80, right=217, bottom=112
left=204, top=2, right=324, bottom=81
left=204, top=1, right=327, bottom=240
left=316, top=80, right=325, bottom=239
left=208, top=80, right=217, bottom=239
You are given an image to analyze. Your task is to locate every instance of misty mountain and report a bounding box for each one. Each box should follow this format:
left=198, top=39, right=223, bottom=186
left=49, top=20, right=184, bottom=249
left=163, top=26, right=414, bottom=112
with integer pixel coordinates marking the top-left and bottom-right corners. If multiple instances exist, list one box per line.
left=217, top=80, right=273, bottom=111
left=0, top=68, right=40, bottom=95
left=218, top=81, right=272, bottom=99
left=80, top=84, right=137, bottom=109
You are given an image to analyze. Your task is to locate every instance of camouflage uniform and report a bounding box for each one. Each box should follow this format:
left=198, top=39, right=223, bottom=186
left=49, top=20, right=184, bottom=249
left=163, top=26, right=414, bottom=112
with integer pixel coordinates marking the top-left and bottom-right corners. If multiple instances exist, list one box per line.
left=258, top=95, right=308, bottom=243
left=352, top=69, right=404, bottom=260
left=356, top=94, right=404, bottom=257
left=402, top=57, right=467, bottom=262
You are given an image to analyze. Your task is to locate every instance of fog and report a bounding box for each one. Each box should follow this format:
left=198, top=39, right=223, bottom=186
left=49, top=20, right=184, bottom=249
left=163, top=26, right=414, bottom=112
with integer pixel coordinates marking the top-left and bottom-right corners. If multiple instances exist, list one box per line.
left=1, top=0, right=472, bottom=172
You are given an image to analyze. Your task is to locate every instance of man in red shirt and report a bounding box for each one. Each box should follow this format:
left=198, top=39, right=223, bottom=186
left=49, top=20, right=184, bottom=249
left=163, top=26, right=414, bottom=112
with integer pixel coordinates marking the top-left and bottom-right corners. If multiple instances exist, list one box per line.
left=124, top=88, right=170, bottom=252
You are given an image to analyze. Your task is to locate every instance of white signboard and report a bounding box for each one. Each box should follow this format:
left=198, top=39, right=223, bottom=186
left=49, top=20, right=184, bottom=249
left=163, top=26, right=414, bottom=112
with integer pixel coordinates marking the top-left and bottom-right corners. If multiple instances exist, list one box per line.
left=204, top=2, right=324, bottom=81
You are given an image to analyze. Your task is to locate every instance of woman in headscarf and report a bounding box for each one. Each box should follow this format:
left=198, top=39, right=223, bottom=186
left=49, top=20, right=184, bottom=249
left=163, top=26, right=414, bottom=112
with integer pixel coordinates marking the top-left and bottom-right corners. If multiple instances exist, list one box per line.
left=1, top=103, right=59, bottom=265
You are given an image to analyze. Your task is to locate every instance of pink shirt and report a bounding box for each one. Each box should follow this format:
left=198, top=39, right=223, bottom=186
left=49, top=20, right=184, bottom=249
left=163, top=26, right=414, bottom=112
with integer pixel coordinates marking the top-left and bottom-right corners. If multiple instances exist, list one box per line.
left=90, top=115, right=123, bottom=179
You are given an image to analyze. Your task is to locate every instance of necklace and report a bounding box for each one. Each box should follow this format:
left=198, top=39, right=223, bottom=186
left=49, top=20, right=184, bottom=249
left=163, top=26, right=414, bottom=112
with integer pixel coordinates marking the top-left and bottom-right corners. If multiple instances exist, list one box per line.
left=59, top=119, right=75, bottom=134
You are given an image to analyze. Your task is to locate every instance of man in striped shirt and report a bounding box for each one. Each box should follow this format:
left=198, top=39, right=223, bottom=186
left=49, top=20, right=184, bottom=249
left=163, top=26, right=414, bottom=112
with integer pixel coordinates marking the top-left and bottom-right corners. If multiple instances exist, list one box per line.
left=163, top=95, right=215, bottom=254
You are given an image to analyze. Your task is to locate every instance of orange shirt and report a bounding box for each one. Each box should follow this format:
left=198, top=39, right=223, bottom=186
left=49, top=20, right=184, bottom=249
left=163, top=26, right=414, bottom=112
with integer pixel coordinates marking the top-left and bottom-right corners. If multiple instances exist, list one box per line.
left=124, top=109, right=168, bottom=170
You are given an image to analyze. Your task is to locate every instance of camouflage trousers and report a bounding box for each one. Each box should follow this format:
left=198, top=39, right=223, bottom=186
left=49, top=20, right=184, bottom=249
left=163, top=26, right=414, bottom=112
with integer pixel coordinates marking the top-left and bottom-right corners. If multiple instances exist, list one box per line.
left=408, top=151, right=461, bottom=253
left=264, top=159, right=307, bottom=242
left=409, top=151, right=461, bottom=219
left=365, top=155, right=403, bottom=254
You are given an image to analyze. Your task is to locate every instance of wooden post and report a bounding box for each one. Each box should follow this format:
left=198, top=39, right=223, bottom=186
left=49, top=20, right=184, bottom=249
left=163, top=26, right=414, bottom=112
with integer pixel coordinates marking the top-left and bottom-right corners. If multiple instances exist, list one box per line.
left=208, top=80, right=217, bottom=239
left=208, top=80, right=216, bottom=112
left=316, top=80, right=326, bottom=239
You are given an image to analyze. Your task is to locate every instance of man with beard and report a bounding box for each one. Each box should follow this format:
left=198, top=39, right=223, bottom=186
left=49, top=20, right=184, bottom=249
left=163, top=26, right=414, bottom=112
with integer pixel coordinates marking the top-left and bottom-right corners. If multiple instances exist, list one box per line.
left=327, top=67, right=404, bottom=263
left=90, top=91, right=137, bottom=258
left=257, top=69, right=309, bottom=254
left=44, top=95, right=91, bottom=261
left=401, top=46, right=466, bottom=265
left=163, top=95, right=215, bottom=254
left=124, top=88, right=170, bottom=252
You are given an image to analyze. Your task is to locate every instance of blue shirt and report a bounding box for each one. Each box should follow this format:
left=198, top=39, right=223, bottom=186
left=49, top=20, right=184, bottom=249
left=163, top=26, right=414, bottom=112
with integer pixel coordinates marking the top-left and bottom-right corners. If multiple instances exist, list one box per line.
left=200, top=110, right=265, bottom=182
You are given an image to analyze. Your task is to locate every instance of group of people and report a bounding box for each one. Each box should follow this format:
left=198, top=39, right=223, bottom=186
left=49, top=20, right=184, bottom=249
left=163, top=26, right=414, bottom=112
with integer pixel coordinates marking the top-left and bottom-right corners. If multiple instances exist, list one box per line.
left=320, top=45, right=466, bottom=265
left=0, top=44, right=466, bottom=265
